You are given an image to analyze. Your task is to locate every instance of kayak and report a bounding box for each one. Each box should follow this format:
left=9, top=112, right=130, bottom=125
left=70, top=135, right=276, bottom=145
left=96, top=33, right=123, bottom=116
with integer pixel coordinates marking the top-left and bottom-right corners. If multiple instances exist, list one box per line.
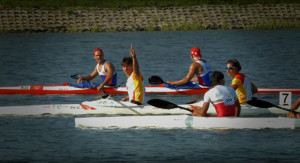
left=0, top=83, right=299, bottom=95
left=0, top=98, right=294, bottom=116
left=0, top=84, right=126, bottom=95
left=75, top=115, right=300, bottom=129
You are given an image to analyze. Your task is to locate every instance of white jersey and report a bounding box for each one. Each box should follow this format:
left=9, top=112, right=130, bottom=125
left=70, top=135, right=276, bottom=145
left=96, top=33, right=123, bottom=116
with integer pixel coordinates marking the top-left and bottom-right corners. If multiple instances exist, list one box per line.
left=204, top=85, right=238, bottom=117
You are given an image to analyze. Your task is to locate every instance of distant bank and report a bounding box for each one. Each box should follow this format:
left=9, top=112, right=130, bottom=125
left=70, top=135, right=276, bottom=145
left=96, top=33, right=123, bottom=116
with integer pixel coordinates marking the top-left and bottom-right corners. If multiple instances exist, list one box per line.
left=0, top=4, right=299, bottom=33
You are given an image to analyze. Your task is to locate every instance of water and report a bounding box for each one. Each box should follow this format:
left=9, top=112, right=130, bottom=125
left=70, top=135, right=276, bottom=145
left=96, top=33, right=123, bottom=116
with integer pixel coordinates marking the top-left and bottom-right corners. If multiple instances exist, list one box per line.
left=0, top=30, right=300, bottom=162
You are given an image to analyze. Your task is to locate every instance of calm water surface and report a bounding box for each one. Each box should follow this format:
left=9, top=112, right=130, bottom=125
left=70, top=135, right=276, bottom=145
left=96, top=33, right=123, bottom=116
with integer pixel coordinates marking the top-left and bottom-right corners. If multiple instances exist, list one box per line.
left=0, top=30, right=300, bottom=162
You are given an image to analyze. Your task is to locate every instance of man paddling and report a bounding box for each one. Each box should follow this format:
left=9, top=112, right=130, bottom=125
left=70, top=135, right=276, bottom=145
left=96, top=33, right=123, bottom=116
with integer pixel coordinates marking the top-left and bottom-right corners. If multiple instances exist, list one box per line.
left=77, top=48, right=117, bottom=91
left=190, top=71, right=241, bottom=117
left=226, top=59, right=258, bottom=105
left=120, top=45, right=145, bottom=105
left=166, top=47, right=213, bottom=87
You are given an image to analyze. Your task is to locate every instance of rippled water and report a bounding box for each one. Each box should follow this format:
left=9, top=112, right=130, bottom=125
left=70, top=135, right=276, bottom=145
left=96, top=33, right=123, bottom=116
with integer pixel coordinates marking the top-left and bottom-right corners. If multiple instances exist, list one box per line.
left=0, top=30, right=300, bottom=162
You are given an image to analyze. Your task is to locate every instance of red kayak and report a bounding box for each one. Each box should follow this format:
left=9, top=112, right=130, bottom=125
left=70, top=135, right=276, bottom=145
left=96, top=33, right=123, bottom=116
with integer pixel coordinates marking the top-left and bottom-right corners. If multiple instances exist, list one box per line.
left=0, top=83, right=299, bottom=95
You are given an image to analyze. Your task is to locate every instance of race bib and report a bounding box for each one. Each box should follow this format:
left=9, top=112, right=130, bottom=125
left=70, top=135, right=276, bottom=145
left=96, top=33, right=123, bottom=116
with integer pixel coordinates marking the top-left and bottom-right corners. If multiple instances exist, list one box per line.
left=223, top=96, right=235, bottom=106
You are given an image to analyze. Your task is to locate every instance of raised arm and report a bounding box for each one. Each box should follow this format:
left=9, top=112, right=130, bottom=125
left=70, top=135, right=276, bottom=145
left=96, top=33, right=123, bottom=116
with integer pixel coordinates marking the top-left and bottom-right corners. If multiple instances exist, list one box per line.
left=130, top=45, right=141, bottom=77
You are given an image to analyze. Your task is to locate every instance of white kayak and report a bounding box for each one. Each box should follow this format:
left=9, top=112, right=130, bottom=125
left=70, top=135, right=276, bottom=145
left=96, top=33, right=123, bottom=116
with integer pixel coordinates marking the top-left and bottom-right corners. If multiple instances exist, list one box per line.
left=0, top=98, right=294, bottom=116
left=75, top=115, right=300, bottom=129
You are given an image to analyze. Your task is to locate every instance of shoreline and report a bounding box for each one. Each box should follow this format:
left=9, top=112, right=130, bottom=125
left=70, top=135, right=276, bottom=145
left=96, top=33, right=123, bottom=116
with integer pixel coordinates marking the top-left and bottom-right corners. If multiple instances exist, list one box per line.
left=1, top=4, right=300, bottom=33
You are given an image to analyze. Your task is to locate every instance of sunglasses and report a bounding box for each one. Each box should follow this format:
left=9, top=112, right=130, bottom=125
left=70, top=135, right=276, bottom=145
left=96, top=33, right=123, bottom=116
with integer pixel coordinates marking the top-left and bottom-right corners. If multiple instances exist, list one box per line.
left=225, top=67, right=236, bottom=70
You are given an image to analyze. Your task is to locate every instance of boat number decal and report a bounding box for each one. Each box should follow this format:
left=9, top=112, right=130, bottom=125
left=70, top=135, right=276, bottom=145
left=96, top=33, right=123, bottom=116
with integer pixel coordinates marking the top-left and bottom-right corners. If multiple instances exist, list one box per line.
left=279, top=92, right=291, bottom=106
left=20, top=86, right=30, bottom=90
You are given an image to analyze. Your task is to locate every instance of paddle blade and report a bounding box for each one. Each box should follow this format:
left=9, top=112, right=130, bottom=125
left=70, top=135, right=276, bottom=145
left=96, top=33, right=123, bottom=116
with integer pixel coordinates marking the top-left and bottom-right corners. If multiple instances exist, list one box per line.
left=147, top=99, right=178, bottom=109
left=148, top=76, right=164, bottom=85
left=71, top=74, right=81, bottom=79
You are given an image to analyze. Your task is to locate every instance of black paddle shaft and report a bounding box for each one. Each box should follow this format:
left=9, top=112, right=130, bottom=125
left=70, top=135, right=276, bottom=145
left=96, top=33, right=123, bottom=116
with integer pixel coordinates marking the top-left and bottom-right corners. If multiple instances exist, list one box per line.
left=247, top=97, right=299, bottom=113
left=147, top=99, right=192, bottom=112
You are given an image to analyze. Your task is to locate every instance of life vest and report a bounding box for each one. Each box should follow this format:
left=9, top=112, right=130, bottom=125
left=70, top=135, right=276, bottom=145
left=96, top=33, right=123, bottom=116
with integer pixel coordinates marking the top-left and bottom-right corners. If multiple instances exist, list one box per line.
left=195, top=60, right=212, bottom=86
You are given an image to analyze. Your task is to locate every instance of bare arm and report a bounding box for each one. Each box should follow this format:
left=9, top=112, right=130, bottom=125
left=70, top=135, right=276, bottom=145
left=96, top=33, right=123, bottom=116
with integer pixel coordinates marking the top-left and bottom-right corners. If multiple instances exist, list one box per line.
left=291, top=98, right=300, bottom=111
left=130, top=45, right=141, bottom=77
left=121, top=96, right=129, bottom=102
left=77, top=67, right=98, bottom=84
left=167, top=62, right=200, bottom=85
left=251, top=82, right=258, bottom=94
left=235, top=99, right=241, bottom=117
left=190, top=102, right=210, bottom=117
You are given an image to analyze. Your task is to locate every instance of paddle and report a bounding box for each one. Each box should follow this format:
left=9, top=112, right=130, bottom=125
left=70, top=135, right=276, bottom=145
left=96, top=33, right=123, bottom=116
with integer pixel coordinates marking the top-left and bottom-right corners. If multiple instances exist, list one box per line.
left=147, top=99, right=193, bottom=112
left=247, top=97, right=299, bottom=113
left=70, top=73, right=81, bottom=80
left=148, top=76, right=166, bottom=85
left=70, top=73, right=125, bottom=88
left=70, top=73, right=110, bottom=98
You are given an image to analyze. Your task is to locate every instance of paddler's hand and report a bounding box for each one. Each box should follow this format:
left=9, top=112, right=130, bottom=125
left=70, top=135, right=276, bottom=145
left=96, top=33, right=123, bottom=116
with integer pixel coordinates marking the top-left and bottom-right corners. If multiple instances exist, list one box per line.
left=96, top=84, right=104, bottom=91
left=130, top=44, right=136, bottom=58
left=77, top=77, right=83, bottom=84
left=189, top=105, right=202, bottom=116
left=121, top=96, right=129, bottom=102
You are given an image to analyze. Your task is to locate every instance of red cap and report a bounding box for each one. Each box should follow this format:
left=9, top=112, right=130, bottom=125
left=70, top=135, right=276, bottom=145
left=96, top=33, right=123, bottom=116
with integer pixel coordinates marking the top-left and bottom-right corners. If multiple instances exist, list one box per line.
left=190, top=47, right=201, bottom=59
left=94, top=48, right=103, bottom=55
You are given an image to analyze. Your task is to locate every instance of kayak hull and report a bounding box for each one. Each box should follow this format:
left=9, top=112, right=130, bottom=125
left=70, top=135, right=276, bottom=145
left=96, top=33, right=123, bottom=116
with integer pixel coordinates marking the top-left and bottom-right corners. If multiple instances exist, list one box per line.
left=0, top=99, right=295, bottom=116
left=75, top=115, right=300, bottom=129
left=0, top=84, right=299, bottom=95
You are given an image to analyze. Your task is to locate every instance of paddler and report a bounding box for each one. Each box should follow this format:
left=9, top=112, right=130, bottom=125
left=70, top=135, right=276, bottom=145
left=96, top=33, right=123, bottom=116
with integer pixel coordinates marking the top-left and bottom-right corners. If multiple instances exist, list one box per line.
left=287, top=97, right=300, bottom=118
left=190, top=71, right=241, bottom=117
left=226, top=59, right=258, bottom=105
left=166, top=47, right=213, bottom=87
left=120, top=45, right=145, bottom=105
left=77, top=48, right=117, bottom=91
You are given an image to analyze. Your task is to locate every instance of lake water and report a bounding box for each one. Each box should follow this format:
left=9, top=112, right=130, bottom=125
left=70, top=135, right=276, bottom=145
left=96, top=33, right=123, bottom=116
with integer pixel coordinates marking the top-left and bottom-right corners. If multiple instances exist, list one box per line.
left=0, top=30, right=300, bottom=162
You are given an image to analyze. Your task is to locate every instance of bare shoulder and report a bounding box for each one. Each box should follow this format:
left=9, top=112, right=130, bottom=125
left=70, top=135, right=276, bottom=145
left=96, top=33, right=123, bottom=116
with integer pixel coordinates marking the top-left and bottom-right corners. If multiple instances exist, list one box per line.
left=190, top=62, right=202, bottom=71
left=190, top=62, right=200, bottom=68
left=105, top=62, right=115, bottom=69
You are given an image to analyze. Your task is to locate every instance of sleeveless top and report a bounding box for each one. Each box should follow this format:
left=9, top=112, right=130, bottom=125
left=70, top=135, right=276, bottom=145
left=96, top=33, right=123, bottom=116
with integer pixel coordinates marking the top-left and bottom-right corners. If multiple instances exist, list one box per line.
left=126, top=72, right=145, bottom=104
left=195, top=60, right=212, bottom=86
left=204, top=85, right=238, bottom=117
left=231, top=73, right=252, bottom=104
left=96, top=61, right=117, bottom=86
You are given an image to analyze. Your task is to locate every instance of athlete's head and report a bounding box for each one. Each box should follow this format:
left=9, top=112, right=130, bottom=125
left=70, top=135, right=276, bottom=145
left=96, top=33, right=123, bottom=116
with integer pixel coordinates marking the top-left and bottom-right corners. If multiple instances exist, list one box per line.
left=122, top=56, right=133, bottom=77
left=94, top=48, right=103, bottom=55
left=210, top=71, right=225, bottom=86
left=93, top=48, right=104, bottom=63
left=190, top=47, right=201, bottom=60
left=226, top=59, right=241, bottom=71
